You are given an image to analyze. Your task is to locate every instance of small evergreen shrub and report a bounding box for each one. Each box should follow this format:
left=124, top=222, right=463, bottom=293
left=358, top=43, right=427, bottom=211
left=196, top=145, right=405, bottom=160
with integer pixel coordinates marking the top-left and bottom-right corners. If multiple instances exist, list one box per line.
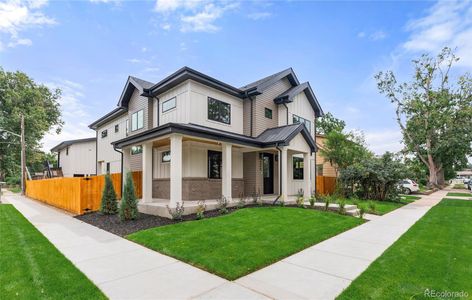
left=195, top=200, right=205, bottom=220
left=309, top=195, right=315, bottom=207
left=119, top=172, right=138, bottom=221
left=296, top=195, right=305, bottom=208
left=338, top=198, right=346, bottom=215
left=217, top=195, right=228, bottom=214
left=368, top=201, right=377, bottom=214
left=358, top=204, right=366, bottom=219
left=100, top=174, right=118, bottom=215
left=324, top=195, right=332, bottom=211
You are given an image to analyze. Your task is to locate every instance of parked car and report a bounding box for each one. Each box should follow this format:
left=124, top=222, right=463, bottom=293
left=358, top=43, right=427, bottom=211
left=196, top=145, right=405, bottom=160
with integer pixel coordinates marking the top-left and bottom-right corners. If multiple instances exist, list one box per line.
left=467, top=180, right=472, bottom=191
left=400, top=179, right=419, bottom=194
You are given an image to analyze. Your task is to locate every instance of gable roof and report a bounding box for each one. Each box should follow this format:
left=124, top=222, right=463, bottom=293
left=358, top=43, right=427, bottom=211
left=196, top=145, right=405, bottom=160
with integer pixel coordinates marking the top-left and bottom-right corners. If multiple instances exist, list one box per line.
left=274, top=82, right=324, bottom=117
left=240, top=68, right=300, bottom=94
left=51, top=137, right=96, bottom=152
left=111, top=122, right=316, bottom=153
left=144, top=67, right=244, bottom=98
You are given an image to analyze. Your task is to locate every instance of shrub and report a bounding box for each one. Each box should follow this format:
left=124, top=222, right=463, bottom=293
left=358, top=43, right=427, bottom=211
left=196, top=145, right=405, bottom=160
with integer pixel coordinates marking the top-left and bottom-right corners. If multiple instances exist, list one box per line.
left=338, top=198, right=346, bottom=215
left=167, top=202, right=185, bottom=221
left=368, top=201, right=377, bottom=213
left=195, top=201, right=205, bottom=220
left=119, top=172, right=138, bottom=221
left=358, top=204, right=367, bottom=219
left=237, top=192, right=246, bottom=208
left=296, top=195, right=305, bottom=208
left=453, top=183, right=466, bottom=189
left=324, top=196, right=331, bottom=211
left=5, top=176, right=20, bottom=186
left=309, top=195, right=315, bottom=207
left=217, top=195, right=228, bottom=214
left=100, top=174, right=118, bottom=215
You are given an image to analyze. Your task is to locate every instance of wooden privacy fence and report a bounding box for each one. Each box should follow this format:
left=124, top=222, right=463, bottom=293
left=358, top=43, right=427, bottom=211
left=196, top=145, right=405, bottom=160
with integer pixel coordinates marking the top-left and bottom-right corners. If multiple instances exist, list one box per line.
left=26, top=172, right=142, bottom=215
left=316, top=176, right=336, bottom=195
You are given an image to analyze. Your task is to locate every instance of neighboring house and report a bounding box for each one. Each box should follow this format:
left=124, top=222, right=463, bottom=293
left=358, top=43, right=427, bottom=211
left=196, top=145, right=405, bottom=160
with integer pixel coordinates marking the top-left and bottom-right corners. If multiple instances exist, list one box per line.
left=89, top=66, right=323, bottom=215
left=51, top=138, right=96, bottom=177
left=315, top=134, right=337, bottom=177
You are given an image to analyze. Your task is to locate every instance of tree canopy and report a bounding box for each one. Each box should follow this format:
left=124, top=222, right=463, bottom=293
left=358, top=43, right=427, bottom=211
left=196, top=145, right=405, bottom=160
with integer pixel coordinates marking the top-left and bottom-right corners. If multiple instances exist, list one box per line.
left=0, top=68, right=63, bottom=180
left=375, top=47, right=472, bottom=187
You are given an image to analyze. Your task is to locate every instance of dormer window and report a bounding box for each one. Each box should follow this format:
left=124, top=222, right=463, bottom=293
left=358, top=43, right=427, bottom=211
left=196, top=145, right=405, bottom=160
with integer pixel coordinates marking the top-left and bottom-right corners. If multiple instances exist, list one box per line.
left=208, top=97, right=231, bottom=124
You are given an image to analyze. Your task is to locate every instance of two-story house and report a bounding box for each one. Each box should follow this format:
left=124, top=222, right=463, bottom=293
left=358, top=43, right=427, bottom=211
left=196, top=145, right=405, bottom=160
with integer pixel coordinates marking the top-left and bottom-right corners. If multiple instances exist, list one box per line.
left=89, top=67, right=323, bottom=216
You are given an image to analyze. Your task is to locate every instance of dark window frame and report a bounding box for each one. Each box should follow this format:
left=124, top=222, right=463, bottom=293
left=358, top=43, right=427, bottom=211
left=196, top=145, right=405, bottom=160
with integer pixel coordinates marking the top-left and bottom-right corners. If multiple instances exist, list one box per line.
left=101, top=129, right=108, bottom=138
left=131, top=110, right=144, bottom=132
left=292, top=114, right=311, bottom=133
left=293, top=156, right=304, bottom=180
left=207, top=150, right=222, bottom=179
left=66, top=147, right=69, bottom=155
left=207, top=97, right=231, bottom=125
left=115, top=124, right=119, bottom=133
left=162, top=97, right=176, bottom=113
left=131, top=145, right=143, bottom=155
left=265, top=107, right=273, bottom=119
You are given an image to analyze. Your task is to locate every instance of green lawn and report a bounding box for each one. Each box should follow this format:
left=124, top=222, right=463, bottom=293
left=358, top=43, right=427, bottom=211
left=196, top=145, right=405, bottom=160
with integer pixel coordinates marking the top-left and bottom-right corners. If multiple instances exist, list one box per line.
left=343, top=196, right=418, bottom=215
left=0, top=205, right=106, bottom=299
left=446, top=192, right=471, bottom=197
left=128, top=207, right=363, bottom=280
left=337, top=199, right=472, bottom=299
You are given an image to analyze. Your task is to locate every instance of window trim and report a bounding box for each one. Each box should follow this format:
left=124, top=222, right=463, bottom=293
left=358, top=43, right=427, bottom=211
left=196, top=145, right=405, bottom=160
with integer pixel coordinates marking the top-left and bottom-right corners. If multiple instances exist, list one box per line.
left=101, top=129, right=108, bottom=138
left=114, top=124, right=119, bottom=133
left=131, top=145, right=143, bottom=155
left=265, top=107, right=273, bottom=119
left=161, top=150, right=171, bottom=163
left=162, top=97, right=176, bottom=113
left=207, top=150, right=222, bottom=179
left=293, top=156, right=304, bottom=180
left=207, top=97, right=231, bottom=125
left=131, top=110, right=144, bottom=132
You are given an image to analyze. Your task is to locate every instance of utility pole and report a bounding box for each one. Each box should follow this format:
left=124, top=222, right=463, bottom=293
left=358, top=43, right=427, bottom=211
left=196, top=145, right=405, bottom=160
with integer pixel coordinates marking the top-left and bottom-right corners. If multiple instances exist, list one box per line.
left=20, top=115, right=26, bottom=195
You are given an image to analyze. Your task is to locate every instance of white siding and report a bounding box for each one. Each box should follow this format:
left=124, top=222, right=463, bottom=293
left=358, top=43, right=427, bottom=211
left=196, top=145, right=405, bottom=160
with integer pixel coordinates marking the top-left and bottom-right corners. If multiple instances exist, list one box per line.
left=155, top=82, right=191, bottom=126
left=153, top=141, right=243, bottom=179
left=283, top=91, right=316, bottom=135
left=58, top=141, right=96, bottom=177
left=96, top=113, right=128, bottom=174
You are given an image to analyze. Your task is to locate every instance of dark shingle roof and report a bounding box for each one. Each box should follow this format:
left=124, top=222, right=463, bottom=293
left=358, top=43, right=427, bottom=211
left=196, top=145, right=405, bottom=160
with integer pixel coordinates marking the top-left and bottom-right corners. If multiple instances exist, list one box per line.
left=240, top=68, right=299, bottom=93
left=129, top=76, right=154, bottom=89
left=51, top=137, right=96, bottom=152
left=256, top=124, right=302, bottom=143
left=274, top=82, right=324, bottom=117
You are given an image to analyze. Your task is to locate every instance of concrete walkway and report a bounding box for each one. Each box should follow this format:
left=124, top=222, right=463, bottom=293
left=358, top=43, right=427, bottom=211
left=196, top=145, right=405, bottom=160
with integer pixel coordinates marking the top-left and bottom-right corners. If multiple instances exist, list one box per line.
left=236, top=190, right=447, bottom=299
left=5, top=190, right=447, bottom=300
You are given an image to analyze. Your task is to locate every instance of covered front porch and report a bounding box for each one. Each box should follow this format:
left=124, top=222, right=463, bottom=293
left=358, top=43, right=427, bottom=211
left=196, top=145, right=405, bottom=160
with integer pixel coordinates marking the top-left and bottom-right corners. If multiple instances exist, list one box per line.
left=113, top=123, right=316, bottom=218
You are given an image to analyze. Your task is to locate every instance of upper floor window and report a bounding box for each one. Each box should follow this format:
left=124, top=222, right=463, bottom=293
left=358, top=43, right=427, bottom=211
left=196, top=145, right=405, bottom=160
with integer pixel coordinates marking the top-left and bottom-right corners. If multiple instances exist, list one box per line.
left=131, top=145, right=142, bottom=155
left=208, top=150, right=222, bottom=179
left=66, top=147, right=69, bottom=155
left=293, top=156, right=304, bottom=180
left=293, top=114, right=311, bottom=133
left=265, top=108, right=273, bottom=119
left=131, top=110, right=144, bottom=131
left=115, top=124, right=119, bottom=133
left=126, top=119, right=129, bottom=135
left=208, top=97, right=231, bottom=124
left=161, top=151, right=171, bottom=163
left=162, top=97, right=176, bottom=113
left=101, top=129, right=108, bottom=138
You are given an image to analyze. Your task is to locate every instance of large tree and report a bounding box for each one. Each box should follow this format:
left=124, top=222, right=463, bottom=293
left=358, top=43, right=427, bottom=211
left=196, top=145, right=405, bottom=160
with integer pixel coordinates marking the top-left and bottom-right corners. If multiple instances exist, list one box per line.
left=375, top=48, right=472, bottom=187
left=0, top=68, right=63, bottom=180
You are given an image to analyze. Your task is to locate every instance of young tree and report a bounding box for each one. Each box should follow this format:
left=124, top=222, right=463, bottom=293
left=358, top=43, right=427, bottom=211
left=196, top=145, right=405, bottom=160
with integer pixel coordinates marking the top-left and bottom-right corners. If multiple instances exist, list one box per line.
left=375, top=47, right=472, bottom=187
left=100, top=174, right=118, bottom=215
left=316, top=112, right=346, bottom=135
left=0, top=68, right=63, bottom=180
left=119, top=172, right=138, bottom=221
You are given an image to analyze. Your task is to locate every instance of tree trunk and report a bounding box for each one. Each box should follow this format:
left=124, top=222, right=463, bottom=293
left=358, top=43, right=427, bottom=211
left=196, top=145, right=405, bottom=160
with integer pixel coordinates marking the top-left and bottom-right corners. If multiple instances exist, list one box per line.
left=426, top=153, right=440, bottom=188
left=436, top=168, right=445, bottom=187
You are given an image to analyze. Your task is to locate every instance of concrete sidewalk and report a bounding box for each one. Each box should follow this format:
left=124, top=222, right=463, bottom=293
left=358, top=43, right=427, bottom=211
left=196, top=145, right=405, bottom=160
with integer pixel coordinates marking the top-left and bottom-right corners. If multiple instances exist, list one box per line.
left=6, top=190, right=446, bottom=300
left=236, top=190, right=447, bottom=299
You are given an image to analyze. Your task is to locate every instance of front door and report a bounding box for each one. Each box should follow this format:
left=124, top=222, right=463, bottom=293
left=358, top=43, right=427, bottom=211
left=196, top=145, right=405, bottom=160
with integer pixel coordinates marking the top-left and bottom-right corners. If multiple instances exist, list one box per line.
left=262, top=153, right=274, bottom=194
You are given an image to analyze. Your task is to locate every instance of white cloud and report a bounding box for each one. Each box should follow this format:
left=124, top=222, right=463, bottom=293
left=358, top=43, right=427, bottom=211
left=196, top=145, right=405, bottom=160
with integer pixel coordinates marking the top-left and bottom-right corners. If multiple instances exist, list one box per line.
left=153, top=0, right=239, bottom=33
left=364, top=129, right=403, bottom=155
left=403, top=0, right=472, bottom=67
left=0, top=0, right=56, bottom=50
left=357, top=30, right=387, bottom=40
left=126, top=58, right=149, bottom=64
left=247, top=12, right=272, bottom=20
left=357, top=31, right=366, bottom=38
left=41, top=79, right=94, bottom=152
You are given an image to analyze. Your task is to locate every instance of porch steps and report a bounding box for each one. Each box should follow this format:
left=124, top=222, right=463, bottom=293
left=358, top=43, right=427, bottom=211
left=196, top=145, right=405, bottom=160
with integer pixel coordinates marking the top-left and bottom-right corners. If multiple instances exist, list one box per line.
left=303, top=202, right=361, bottom=217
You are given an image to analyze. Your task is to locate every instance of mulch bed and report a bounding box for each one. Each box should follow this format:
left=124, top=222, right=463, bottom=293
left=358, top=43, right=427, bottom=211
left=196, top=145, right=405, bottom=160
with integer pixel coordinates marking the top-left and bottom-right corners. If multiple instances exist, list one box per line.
left=75, top=205, right=264, bottom=237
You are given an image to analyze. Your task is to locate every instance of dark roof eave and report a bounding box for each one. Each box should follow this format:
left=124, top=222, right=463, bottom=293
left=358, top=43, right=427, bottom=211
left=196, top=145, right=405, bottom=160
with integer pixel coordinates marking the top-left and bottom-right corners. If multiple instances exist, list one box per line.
left=51, top=137, right=96, bottom=152
left=89, top=107, right=127, bottom=129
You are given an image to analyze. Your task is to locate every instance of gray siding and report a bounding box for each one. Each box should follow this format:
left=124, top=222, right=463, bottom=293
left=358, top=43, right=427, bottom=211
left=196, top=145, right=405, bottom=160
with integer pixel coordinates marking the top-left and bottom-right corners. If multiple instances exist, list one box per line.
left=128, top=88, right=152, bottom=136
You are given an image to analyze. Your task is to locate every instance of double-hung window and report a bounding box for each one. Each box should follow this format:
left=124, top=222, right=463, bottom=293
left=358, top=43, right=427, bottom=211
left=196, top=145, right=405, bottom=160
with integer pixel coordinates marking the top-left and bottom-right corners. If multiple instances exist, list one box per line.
left=292, top=114, right=311, bottom=133
left=208, top=150, right=222, bottom=179
left=131, top=110, right=144, bottom=131
left=208, top=97, right=231, bottom=124
left=101, top=129, right=108, bottom=138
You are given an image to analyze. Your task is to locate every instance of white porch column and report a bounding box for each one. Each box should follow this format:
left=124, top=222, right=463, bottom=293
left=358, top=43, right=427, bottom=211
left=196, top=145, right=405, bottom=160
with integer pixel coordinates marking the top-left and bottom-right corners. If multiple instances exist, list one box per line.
left=303, top=152, right=311, bottom=199
left=142, top=142, right=153, bottom=203
left=281, top=147, right=288, bottom=200
left=122, top=147, right=131, bottom=195
left=170, top=134, right=182, bottom=207
left=222, top=143, right=232, bottom=202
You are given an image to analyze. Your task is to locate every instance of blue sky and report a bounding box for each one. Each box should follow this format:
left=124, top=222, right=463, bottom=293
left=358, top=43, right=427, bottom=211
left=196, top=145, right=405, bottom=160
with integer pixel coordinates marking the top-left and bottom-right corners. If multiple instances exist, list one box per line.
left=1, top=0, right=471, bottom=155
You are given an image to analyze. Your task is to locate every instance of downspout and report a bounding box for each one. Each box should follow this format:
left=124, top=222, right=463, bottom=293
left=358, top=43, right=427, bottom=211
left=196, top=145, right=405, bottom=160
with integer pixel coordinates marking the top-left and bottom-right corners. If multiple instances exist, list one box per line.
left=95, top=130, right=98, bottom=175
left=283, top=103, right=289, bottom=125
left=156, top=96, right=160, bottom=127
left=273, top=144, right=283, bottom=205
left=113, top=146, right=123, bottom=196
left=244, top=91, right=254, bottom=136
